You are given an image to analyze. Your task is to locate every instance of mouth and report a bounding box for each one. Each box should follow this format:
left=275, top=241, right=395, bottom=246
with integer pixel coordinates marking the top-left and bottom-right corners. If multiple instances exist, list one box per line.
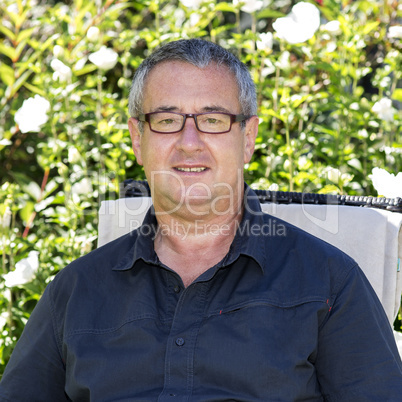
left=174, top=167, right=208, bottom=173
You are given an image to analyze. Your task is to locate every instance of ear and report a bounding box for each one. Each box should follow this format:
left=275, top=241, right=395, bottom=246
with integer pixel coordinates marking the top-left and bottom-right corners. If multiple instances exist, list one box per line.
left=128, top=117, right=143, bottom=166
left=243, top=115, right=259, bottom=164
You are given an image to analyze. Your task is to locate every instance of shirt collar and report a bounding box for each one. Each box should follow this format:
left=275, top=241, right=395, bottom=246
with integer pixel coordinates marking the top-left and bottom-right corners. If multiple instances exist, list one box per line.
left=112, top=184, right=267, bottom=273
left=223, top=184, right=267, bottom=273
left=112, top=205, right=159, bottom=271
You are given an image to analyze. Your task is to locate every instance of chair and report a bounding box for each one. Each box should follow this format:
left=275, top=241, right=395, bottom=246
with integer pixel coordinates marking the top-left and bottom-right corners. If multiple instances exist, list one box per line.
left=98, top=180, right=402, bottom=355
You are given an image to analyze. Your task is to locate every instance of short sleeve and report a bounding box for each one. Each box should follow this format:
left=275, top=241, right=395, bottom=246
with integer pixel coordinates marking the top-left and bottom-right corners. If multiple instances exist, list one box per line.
left=316, top=265, right=402, bottom=401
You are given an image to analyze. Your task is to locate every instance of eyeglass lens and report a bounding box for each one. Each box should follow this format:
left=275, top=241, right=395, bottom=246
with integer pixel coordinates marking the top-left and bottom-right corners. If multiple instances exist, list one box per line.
left=149, top=112, right=232, bottom=133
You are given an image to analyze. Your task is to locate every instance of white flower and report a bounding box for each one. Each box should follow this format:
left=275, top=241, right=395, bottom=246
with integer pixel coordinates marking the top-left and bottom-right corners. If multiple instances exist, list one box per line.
left=71, top=178, right=93, bottom=195
left=174, top=8, right=186, bottom=27
left=74, top=57, right=87, bottom=71
left=257, top=32, right=273, bottom=51
left=89, top=46, right=118, bottom=70
left=51, top=59, right=72, bottom=82
left=261, top=59, right=275, bottom=77
left=53, top=45, right=64, bottom=58
left=7, top=3, right=18, bottom=13
left=323, top=20, right=341, bottom=35
left=87, top=26, right=100, bottom=42
left=0, top=139, right=12, bottom=146
left=371, top=98, right=395, bottom=122
left=0, top=312, right=9, bottom=329
left=268, top=183, right=279, bottom=191
left=0, top=206, right=12, bottom=228
left=14, top=95, right=50, bottom=133
left=388, top=26, right=402, bottom=39
left=273, top=2, right=320, bottom=44
left=68, top=147, right=81, bottom=163
left=180, top=0, right=203, bottom=8
left=327, top=167, right=342, bottom=183
left=233, top=0, right=263, bottom=13
left=298, top=155, right=309, bottom=169
left=326, top=41, right=337, bottom=53
left=189, top=13, right=201, bottom=26
left=369, top=167, right=402, bottom=198
left=3, top=251, right=40, bottom=288
left=276, top=50, right=291, bottom=70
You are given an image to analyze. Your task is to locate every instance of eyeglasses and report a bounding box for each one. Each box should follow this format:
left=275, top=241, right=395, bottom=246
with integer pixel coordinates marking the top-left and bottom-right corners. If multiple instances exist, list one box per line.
left=137, top=112, right=251, bottom=134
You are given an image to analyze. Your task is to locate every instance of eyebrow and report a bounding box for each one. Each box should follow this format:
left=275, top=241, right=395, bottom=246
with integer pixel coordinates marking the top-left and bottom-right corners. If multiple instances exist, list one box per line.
left=153, top=106, right=178, bottom=112
left=151, top=105, right=232, bottom=113
left=201, top=105, right=232, bottom=113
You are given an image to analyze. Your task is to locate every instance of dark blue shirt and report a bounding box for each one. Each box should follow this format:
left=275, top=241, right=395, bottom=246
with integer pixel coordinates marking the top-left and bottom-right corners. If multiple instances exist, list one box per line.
left=1, top=187, right=402, bottom=401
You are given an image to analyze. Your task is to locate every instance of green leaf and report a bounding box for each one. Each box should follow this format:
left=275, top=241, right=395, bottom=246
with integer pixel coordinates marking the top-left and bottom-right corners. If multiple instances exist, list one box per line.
left=3, top=8, right=19, bottom=25
left=0, top=64, right=15, bottom=86
left=256, top=10, right=285, bottom=19
left=15, top=40, right=28, bottom=61
left=16, top=28, right=35, bottom=44
left=107, top=2, right=136, bottom=14
left=264, top=109, right=285, bottom=122
left=19, top=201, right=35, bottom=224
left=104, top=157, right=118, bottom=171
left=10, top=69, right=33, bottom=97
left=0, top=25, right=16, bottom=41
left=392, top=89, right=402, bottom=102
left=15, top=8, right=29, bottom=30
left=362, top=21, right=380, bottom=35
left=0, top=43, right=16, bottom=61
left=214, top=2, right=236, bottom=12
left=73, top=64, right=98, bottom=76
left=318, top=184, right=341, bottom=195
left=76, top=2, right=95, bottom=31
left=291, top=94, right=310, bottom=108
left=23, top=82, right=46, bottom=97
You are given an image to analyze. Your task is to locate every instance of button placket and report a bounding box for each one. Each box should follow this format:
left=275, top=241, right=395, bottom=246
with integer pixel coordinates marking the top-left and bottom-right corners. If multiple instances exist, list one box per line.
left=175, top=337, right=185, bottom=346
left=159, top=282, right=207, bottom=400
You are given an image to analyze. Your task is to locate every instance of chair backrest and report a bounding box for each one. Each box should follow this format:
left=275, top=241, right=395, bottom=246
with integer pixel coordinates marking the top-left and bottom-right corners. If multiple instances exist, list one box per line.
left=98, top=180, right=402, bottom=325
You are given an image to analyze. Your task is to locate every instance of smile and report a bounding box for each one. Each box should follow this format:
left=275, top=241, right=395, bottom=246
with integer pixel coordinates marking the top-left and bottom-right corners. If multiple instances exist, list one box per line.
left=175, top=167, right=208, bottom=172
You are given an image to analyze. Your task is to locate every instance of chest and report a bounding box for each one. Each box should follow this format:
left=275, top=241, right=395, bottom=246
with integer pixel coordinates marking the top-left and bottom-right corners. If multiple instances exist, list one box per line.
left=61, top=262, right=328, bottom=401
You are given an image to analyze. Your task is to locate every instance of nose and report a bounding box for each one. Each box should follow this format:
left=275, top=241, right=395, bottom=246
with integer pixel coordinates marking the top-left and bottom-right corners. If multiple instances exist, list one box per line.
left=175, top=115, right=205, bottom=153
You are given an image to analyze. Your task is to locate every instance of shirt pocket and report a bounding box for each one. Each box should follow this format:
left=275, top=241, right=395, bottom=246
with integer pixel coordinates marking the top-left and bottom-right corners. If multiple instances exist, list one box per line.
left=194, top=299, right=328, bottom=401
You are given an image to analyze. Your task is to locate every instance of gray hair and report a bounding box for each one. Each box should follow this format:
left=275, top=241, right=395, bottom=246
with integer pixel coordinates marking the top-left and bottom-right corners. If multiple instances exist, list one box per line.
left=128, top=39, right=257, bottom=120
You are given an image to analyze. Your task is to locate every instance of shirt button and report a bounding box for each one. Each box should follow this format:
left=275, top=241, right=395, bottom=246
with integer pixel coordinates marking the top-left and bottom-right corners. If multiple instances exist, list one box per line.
left=175, top=337, right=185, bottom=346
left=173, top=285, right=181, bottom=294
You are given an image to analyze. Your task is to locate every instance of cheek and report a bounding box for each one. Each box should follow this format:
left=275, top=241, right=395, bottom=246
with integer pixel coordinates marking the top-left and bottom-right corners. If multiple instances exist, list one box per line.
left=141, top=138, right=171, bottom=170
left=214, top=140, right=245, bottom=175
left=226, top=137, right=246, bottom=164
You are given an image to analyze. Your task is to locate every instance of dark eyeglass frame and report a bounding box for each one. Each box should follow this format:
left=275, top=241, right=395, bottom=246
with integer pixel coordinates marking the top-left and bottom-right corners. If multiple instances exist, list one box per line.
left=136, top=111, right=252, bottom=134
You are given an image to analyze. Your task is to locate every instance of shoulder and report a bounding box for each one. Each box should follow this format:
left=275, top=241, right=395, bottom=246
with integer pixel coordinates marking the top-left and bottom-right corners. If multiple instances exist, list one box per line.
left=48, top=231, right=138, bottom=297
left=258, top=212, right=358, bottom=296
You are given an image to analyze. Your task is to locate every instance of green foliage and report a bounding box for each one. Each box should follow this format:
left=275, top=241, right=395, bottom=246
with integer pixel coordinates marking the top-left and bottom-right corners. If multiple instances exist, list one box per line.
left=0, top=0, right=401, bottom=374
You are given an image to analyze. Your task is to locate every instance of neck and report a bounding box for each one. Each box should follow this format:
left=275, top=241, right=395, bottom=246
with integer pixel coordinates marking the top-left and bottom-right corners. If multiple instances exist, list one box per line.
left=153, top=201, right=244, bottom=287
left=155, top=206, right=242, bottom=247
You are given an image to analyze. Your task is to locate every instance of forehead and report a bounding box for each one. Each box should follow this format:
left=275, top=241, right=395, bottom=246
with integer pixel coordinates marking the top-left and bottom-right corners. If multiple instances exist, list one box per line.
left=142, top=61, right=240, bottom=112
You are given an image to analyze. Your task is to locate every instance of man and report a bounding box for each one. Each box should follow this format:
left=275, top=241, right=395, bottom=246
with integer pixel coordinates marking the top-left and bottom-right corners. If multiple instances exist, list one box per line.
left=1, top=39, right=401, bottom=401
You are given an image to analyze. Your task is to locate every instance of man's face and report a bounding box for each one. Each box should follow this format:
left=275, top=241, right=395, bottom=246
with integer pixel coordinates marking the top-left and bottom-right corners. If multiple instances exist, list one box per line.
left=128, top=61, right=258, bottom=218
